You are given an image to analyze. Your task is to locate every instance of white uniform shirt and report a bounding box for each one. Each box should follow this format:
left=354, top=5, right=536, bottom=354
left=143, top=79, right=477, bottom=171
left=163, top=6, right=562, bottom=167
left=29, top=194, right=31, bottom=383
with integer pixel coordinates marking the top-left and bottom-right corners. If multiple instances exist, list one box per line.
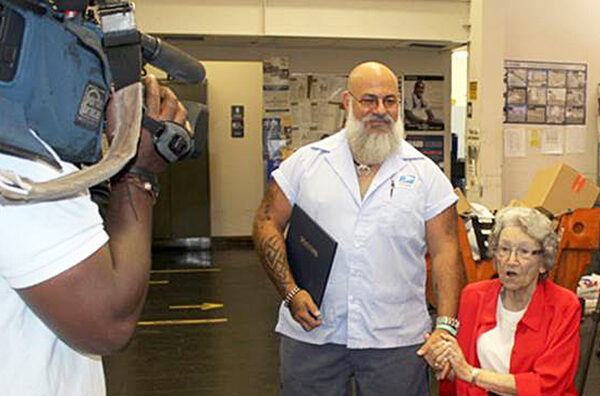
left=0, top=144, right=108, bottom=395
left=273, top=130, right=457, bottom=348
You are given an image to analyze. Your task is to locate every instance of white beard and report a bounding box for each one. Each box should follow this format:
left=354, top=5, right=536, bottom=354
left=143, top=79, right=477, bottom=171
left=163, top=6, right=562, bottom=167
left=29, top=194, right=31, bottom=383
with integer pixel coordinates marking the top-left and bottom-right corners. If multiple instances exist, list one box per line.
left=345, top=106, right=404, bottom=165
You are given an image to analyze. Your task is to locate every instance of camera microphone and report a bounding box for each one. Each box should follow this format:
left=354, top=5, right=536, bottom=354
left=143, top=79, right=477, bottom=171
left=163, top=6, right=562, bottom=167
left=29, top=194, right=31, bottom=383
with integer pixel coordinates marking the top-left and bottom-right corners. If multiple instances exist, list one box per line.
left=140, top=33, right=205, bottom=84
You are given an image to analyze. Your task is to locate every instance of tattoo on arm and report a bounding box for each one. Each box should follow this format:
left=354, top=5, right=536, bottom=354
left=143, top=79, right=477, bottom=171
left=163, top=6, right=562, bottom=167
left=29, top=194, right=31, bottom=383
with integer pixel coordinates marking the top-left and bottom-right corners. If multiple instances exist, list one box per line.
left=260, top=234, right=290, bottom=294
left=253, top=182, right=293, bottom=296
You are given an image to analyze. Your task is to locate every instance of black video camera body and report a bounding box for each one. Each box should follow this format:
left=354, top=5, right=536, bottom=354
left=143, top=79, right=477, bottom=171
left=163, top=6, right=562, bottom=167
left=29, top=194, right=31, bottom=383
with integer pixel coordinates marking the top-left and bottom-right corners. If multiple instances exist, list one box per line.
left=0, top=0, right=205, bottom=167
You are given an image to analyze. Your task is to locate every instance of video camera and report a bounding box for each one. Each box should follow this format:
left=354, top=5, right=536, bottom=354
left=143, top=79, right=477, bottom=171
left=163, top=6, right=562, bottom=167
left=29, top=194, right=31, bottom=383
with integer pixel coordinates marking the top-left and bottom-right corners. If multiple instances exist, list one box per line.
left=0, top=0, right=206, bottom=202
left=96, top=1, right=206, bottom=163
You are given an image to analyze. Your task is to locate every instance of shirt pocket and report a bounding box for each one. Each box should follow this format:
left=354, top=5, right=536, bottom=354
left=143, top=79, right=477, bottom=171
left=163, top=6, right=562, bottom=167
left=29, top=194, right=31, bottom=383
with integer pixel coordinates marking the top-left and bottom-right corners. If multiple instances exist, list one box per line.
left=381, top=191, right=425, bottom=240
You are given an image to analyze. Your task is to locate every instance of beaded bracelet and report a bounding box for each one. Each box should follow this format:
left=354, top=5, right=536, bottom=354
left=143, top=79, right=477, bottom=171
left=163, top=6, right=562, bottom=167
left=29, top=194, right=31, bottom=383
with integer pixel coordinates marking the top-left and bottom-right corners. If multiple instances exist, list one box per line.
left=116, top=167, right=160, bottom=204
left=435, top=323, right=458, bottom=337
left=435, top=316, right=460, bottom=337
left=121, top=173, right=159, bottom=203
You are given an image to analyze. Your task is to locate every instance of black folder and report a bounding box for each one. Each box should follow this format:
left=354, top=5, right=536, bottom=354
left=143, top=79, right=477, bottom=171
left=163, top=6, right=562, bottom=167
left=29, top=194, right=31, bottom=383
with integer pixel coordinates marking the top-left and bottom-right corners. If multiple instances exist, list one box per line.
left=285, top=205, right=338, bottom=308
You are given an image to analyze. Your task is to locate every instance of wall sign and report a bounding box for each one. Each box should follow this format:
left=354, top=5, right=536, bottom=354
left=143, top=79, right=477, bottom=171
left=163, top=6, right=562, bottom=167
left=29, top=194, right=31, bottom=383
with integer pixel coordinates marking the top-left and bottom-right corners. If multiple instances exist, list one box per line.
left=231, top=105, right=244, bottom=138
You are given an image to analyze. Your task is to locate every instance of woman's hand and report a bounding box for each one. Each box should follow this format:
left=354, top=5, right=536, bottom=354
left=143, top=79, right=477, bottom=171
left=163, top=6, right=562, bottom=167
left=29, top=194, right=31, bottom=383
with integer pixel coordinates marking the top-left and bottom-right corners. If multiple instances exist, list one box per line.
left=438, top=333, right=474, bottom=382
left=423, top=332, right=454, bottom=380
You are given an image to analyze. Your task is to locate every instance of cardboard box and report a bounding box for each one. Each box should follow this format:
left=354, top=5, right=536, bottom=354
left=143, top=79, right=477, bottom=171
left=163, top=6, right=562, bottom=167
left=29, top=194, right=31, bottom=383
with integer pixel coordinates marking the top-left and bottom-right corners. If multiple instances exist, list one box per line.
left=523, top=162, right=600, bottom=216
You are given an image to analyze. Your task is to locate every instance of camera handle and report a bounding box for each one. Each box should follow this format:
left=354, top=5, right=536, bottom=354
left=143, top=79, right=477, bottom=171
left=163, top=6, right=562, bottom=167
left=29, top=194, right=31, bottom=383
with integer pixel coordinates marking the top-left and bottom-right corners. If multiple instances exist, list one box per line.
left=141, top=113, right=193, bottom=163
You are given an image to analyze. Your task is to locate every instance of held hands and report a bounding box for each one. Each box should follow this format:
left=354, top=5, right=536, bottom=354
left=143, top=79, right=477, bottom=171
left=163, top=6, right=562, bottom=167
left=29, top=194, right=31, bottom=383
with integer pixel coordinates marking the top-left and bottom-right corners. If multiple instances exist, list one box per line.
left=417, top=330, right=453, bottom=380
left=424, top=332, right=474, bottom=382
left=288, top=289, right=322, bottom=331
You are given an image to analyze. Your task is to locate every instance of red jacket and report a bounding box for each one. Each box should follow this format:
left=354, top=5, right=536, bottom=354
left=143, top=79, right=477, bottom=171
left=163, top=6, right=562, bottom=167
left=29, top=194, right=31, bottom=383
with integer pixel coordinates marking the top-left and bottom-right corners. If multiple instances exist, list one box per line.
left=439, top=279, right=580, bottom=396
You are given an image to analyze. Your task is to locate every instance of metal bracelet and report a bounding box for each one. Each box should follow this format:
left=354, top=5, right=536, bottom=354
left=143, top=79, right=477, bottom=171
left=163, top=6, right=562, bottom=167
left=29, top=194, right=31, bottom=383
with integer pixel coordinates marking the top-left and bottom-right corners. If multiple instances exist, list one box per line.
left=284, top=286, right=301, bottom=307
left=470, top=367, right=481, bottom=384
left=436, top=315, right=460, bottom=332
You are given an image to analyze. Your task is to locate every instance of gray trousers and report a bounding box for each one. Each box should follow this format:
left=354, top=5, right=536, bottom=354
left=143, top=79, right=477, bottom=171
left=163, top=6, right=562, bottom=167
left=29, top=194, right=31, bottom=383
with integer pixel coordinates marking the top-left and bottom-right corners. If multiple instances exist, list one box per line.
left=280, top=335, right=429, bottom=396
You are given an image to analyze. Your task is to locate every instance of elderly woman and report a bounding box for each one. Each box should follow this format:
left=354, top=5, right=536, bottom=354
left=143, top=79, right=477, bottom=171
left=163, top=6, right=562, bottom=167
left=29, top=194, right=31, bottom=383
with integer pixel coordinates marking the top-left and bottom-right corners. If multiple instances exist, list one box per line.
left=435, top=206, right=581, bottom=396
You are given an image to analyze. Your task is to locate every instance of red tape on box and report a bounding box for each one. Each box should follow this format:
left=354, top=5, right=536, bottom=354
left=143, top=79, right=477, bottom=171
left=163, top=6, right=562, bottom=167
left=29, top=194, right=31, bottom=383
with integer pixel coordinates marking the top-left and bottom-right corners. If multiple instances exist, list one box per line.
left=571, top=174, right=586, bottom=193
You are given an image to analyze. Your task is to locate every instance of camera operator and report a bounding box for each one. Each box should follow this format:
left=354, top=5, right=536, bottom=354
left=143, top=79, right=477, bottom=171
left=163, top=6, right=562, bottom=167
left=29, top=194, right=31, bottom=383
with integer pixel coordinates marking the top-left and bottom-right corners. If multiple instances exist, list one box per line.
left=0, top=74, right=190, bottom=395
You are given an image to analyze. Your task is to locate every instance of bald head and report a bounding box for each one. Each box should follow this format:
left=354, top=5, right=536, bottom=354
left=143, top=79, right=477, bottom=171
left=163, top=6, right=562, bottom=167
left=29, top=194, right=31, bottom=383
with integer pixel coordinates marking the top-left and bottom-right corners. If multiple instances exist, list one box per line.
left=348, top=62, right=398, bottom=95
left=342, top=61, right=400, bottom=133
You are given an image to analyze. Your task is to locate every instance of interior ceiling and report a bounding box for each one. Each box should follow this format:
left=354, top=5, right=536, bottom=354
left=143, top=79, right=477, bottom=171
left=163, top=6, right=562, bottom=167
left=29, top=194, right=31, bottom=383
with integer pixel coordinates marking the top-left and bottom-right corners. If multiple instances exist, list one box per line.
left=163, top=34, right=466, bottom=52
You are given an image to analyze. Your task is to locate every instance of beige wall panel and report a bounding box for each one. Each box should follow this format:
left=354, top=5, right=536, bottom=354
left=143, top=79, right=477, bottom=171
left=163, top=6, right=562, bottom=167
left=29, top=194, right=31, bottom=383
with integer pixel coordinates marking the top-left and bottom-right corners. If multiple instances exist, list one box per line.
left=203, top=61, right=264, bottom=237
left=265, top=0, right=470, bottom=42
left=135, top=0, right=265, bottom=35
left=135, top=0, right=469, bottom=42
left=499, top=0, right=600, bottom=206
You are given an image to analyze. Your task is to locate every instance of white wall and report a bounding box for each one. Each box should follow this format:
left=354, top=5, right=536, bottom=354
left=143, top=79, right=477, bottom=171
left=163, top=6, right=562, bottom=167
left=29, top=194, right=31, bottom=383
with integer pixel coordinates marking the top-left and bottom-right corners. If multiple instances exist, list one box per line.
left=468, top=0, right=600, bottom=209
left=464, top=0, right=506, bottom=208
left=135, top=0, right=470, bottom=43
left=500, top=0, right=600, bottom=205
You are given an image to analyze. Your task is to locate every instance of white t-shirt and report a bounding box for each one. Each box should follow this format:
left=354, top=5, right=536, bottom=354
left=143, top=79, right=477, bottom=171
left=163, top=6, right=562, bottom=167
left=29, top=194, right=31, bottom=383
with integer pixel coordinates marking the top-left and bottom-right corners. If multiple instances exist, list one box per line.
left=0, top=148, right=109, bottom=395
left=477, top=295, right=527, bottom=375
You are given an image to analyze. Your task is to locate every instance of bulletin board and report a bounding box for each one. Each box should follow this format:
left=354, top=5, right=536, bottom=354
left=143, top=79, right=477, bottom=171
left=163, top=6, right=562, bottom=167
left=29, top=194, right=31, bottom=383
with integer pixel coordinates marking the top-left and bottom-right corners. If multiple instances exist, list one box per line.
left=262, top=57, right=347, bottom=182
left=504, top=60, right=587, bottom=125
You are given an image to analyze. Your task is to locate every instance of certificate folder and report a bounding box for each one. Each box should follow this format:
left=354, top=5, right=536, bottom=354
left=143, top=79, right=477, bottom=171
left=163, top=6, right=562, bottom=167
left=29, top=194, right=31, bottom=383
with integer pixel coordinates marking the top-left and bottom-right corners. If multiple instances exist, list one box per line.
left=285, top=205, right=338, bottom=308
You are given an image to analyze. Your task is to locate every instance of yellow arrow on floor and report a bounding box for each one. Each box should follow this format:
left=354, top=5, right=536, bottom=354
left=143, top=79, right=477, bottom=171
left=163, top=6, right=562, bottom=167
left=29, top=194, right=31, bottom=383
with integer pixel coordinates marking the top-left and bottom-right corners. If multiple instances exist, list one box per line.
left=168, top=303, right=224, bottom=311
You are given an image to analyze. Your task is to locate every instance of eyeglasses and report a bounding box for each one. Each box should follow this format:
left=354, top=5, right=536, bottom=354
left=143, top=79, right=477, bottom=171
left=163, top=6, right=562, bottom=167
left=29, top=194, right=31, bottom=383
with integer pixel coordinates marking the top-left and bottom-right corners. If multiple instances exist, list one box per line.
left=348, top=91, right=400, bottom=111
left=495, top=244, right=543, bottom=261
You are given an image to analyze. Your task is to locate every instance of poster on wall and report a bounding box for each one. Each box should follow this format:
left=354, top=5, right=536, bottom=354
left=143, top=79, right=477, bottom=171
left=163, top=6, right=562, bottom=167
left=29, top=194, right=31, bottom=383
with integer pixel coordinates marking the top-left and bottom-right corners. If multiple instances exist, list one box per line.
left=262, top=57, right=291, bottom=182
left=261, top=67, right=349, bottom=182
left=262, top=115, right=293, bottom=182
left=504, top=60, right=587, bottom=125
left=403, top=75, right=445, bottom=131
left=405, top=135, right=445, bottom=170
left=263, top=57, right=290, bottom=110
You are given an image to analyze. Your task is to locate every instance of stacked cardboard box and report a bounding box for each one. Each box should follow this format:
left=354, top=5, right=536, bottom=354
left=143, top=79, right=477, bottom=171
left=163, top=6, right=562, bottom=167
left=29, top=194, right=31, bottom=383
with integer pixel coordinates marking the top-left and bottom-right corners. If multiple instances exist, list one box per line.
left=523, top=162, right=600, bottom=216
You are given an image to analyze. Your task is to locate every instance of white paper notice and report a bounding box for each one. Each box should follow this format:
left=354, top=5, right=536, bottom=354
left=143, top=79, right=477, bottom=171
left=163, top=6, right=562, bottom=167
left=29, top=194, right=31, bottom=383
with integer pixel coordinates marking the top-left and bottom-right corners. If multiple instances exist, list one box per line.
left=504, top=128, right=526, bottom=157
left=541, top=126, right=564, bottom=154
left=565, top=126, right=586, bottom=153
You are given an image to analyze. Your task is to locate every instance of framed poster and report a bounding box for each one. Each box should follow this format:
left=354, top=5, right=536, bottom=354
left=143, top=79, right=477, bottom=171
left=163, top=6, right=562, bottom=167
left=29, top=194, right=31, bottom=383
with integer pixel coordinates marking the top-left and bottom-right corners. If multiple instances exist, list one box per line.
left=403, top=75, right=445, bottom=131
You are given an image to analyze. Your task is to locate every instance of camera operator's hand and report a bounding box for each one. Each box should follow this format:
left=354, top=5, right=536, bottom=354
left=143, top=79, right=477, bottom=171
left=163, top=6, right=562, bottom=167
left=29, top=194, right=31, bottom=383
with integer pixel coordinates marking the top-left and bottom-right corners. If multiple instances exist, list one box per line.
left=134, top=74, right=191, bottom=175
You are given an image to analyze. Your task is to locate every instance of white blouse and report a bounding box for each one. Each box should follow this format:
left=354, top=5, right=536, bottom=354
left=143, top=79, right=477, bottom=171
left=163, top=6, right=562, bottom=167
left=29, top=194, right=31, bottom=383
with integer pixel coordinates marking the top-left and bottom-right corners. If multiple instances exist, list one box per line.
left=477, top=296, right=527, bottom=375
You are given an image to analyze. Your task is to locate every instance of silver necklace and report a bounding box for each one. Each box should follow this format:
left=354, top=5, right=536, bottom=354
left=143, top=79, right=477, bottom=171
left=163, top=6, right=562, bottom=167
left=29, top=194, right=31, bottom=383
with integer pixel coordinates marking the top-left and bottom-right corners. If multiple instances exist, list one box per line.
left=353, top=160, right=372, bottom=177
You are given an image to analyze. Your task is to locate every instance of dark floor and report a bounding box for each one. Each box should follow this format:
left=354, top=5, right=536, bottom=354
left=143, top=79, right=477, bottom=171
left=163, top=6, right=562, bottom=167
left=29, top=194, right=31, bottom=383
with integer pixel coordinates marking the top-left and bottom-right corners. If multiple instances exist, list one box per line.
left=104, top=247, right=600, bottom=395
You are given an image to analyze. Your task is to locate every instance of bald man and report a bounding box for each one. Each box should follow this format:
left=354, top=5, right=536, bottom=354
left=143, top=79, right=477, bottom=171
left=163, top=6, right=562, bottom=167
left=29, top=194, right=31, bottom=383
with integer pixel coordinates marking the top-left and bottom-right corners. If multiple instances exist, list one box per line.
left=253, top=61, right=464, bottom=395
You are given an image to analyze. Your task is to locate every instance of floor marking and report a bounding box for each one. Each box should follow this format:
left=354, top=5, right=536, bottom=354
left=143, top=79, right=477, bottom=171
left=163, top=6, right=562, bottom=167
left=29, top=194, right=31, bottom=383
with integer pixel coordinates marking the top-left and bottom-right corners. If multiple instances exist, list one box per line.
left=137, top=318, right=228, bottom=326
left=150, top=268, right=221, bottom=274
left=169, top=303, right=224, bottom=311
left=148, top=280, right=169, bottom=285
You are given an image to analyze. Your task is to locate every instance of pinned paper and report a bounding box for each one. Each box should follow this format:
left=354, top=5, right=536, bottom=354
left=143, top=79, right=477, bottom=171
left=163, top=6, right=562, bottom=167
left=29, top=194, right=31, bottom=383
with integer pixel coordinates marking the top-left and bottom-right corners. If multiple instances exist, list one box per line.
left=504, top=128, right=526, bottom=157
left=528, top=128, right=541, bottom=148
left=565, top=126, right=586, bottom=154
left=541, top=126, right=564, bottom=154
